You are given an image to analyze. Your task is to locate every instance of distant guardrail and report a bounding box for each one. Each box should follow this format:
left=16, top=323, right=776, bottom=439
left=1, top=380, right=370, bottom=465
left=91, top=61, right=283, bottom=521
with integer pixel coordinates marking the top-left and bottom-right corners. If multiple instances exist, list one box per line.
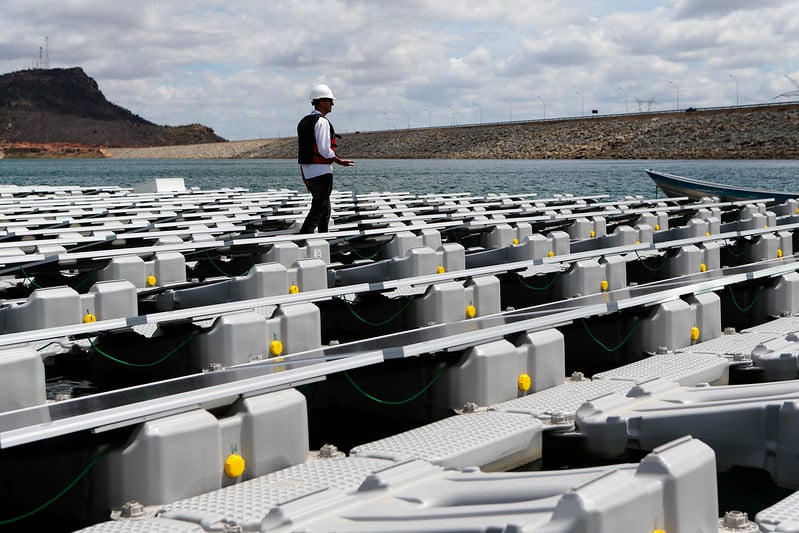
left=350, top=99, right=799, bottom=135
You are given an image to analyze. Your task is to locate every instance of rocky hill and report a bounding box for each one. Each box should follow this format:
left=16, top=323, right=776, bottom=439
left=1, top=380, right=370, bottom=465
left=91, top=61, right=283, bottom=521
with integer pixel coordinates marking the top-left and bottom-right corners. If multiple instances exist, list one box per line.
left=0, top=67, right=225, bottom=153
left=110, top=103, right=799, bottom=160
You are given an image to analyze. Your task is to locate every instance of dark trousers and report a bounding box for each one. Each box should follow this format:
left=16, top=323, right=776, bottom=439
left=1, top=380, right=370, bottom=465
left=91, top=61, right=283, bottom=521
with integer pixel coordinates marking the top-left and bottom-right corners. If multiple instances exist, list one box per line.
left=299, top=173, right=333, bottom=233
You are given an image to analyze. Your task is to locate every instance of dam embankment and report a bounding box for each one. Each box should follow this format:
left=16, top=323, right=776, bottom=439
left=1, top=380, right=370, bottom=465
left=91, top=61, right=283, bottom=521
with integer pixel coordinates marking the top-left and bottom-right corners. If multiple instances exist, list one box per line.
left=107, top=103, right=799, bottom=160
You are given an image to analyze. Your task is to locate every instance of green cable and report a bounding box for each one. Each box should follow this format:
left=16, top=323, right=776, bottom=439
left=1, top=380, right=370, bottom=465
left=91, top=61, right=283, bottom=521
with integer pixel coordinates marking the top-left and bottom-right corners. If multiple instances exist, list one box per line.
left=516, top=272, right=560, bottom=291
left=20, top=267, right=99, bottom=291
left=728, top=284, right=765, bottom=312
left=89, top=331, right=198, bottom=367
left=70, top=268, right=100, bottom=290
left=19, top=267, right=42, bottom=289
left=343, top=366, right=446, bottom=405
left=724, top=239, right=752, bottom=258
left=204, top=250, right=253, bottom=277
left=343, top=239, right=384, bottom=260
left=633, top=250, right=667, bottom=272
left=35, top=341, right=59, bottom=352
left=342, top=297, right=414, bottom=327
left=581, top=317, right=641, bottom=352
left=0, top=447, right=108, bottom=525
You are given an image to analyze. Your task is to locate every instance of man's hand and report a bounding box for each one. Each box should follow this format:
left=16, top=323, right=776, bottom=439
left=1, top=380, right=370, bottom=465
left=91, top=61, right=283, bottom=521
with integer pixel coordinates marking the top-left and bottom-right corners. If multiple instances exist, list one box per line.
left=335, top=158, right=355, bottom=166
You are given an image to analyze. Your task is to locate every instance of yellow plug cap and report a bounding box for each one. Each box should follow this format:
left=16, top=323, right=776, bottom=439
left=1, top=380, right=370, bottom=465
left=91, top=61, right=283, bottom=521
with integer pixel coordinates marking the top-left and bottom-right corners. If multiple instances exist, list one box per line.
left=700, top=263, right=707, bottom=272
left=512, top=238, right=519, bottom=245
left=548, top=250, right=555, bottom=257
left=655, top=224, right=660, bottom=231
left=777, top=249, right=783, bottom=258
left=224, top=454, right=245, bottom=478
left=600, top=280, right=609, bottom=292
left=518, top=373, right=532, bottom=392
left=146, top=275, right=157, bottom=287
left=589, top=230, right=596, bottom=238
left=288, top=284, right=299, bottom=294
left=83, top=313, right=97, bottom=323
left=690, top=326, right=700, bottom=341
left=465, top=305, right=476, bottom=318
left=270, top=340, right=283, bottom=356
left=437, top=265, right=446, bottom=274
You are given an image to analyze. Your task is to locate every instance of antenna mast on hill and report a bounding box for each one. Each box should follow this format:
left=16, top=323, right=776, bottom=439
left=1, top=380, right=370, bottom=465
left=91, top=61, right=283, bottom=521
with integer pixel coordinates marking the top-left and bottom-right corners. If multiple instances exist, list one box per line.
left=35, top=36, right=50, bottom=69
left=634, top=97, right=655, bottom=112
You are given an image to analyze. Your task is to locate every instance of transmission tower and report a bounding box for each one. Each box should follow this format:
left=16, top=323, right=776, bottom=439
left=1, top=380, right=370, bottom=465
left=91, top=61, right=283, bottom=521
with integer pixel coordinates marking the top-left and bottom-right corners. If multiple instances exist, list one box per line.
left=35, top=37, right=50, bottom=69
left=775, top=75, right=799, bottom=99
left=634, top=97, right=656, bottom=112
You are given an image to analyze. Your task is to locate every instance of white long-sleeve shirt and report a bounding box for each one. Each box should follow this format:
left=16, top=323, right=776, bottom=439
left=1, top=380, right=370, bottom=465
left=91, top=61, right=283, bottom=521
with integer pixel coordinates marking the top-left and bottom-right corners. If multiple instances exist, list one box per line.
left=300, top=110, right=335, bottom=180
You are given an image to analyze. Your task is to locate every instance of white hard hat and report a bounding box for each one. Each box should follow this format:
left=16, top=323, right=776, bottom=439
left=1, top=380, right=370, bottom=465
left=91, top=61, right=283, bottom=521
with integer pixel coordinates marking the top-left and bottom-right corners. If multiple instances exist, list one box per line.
left=309, top=84, right=335, bottom=101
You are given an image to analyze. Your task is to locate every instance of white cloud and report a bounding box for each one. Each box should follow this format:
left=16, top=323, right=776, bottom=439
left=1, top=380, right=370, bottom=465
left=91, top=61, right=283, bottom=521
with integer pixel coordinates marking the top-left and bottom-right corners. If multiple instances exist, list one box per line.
left=0, top=0, right=797, bottom=139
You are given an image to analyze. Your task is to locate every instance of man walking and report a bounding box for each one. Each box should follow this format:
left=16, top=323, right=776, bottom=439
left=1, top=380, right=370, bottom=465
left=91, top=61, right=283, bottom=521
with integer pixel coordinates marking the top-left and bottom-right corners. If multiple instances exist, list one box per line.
left=297, top=84, right=355, bottom=234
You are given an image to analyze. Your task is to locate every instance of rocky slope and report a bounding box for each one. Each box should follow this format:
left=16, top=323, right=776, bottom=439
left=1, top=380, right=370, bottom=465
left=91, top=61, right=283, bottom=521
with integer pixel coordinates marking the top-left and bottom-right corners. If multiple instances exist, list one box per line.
left=110, top=103, right=799, bottom=160
left=0, top=67, right=225, bottom=151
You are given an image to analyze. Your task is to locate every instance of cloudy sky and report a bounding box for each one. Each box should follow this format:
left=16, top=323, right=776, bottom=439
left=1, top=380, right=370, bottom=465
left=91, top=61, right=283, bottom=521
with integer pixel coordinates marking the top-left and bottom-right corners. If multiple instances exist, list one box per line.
left=2, top=0, right=798, bottom=140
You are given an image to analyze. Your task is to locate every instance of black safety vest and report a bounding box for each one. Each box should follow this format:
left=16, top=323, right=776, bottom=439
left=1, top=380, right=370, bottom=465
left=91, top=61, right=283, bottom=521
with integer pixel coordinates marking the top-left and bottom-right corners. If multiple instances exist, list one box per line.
left=297, top=114, right=337, bottom=164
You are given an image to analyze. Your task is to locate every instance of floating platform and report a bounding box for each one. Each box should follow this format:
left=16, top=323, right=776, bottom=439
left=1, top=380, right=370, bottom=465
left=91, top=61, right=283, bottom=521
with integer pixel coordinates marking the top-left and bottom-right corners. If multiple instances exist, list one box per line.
left=1, top=179, right=799, bottom=531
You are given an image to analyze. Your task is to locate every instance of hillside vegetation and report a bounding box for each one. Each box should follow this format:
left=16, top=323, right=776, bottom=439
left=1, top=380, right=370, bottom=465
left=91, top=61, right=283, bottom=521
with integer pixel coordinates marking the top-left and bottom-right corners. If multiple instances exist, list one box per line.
left=0, top=67, right=224, bottom=156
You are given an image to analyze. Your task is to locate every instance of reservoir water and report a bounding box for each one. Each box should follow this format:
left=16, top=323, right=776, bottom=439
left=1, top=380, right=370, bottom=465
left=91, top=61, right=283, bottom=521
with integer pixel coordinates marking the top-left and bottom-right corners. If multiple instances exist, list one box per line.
left=0, top=158, right=798, bottom=197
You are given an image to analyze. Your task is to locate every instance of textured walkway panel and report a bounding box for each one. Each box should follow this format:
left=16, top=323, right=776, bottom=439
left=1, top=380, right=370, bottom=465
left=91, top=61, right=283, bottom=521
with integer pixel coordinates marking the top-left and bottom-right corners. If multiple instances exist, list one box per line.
left=593, top=351, right=729, bottom=386
left=157, top=456, right=393, bottom=531
left=492, top=378, right=635, bottom=416
left=678, top=330, right=780, bottom=359
left=744, top=315, right=799, bottom=335
left=350, top=410, right=543, bottom=472
left=76, top=517, right=205, bottom=532
left=756, top=489, right=799, bottom=532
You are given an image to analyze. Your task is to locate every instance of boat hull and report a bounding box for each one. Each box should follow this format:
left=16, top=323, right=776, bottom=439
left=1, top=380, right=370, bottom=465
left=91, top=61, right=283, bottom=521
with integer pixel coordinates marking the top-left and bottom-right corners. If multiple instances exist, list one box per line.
left=646, top=169, right=799, bottom=202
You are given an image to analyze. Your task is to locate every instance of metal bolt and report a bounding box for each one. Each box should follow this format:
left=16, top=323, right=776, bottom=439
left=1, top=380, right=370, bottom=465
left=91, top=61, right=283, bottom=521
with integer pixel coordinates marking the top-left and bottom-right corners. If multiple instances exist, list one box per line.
left=722, top=510, right=748, bottom=527
left=318, top=443, right=343, bottom=458
left=55, top=392, right=72, bottom=402
left=462, top=401, right=478, bottom=413
left=222, top=521, right=243, bottom=533
left=549, top=412, right=570, bottom=425
left=569, top=371, right=586, bottom=381
left=119, top=501, right=145, bottom=518
left=655, top=345, right=669, bottom=355
left=718, top=510, right=759, bottom=532
left=208, top=362, right=223, bottom=372
left=724, top=327, right=737, bottom=335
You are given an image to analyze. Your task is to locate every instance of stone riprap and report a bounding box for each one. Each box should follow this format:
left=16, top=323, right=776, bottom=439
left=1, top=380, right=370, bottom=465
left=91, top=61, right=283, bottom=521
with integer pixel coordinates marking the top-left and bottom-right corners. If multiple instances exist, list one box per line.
left=108, top=104, right=799, bottom=160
